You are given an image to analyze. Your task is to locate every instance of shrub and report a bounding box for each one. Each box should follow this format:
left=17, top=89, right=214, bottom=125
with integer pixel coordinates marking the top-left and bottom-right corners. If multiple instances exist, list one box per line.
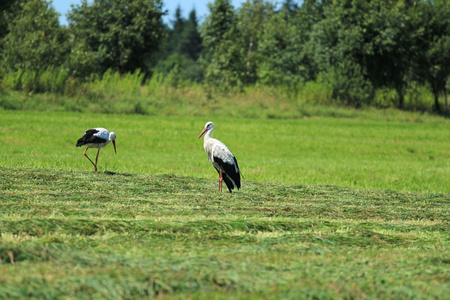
left=324, top=60, right=374, bottom=108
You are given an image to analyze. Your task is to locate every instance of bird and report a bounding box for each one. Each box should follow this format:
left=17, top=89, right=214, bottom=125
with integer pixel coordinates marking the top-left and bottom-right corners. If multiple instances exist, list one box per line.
left=76, top=128, right=116, bottom=172
left=198, top=121, right=241, bottom=193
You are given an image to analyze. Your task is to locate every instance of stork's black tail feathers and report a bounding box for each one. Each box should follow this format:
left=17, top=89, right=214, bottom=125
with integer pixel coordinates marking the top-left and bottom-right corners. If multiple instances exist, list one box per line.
left=215, top=157, right=241, bottom=193
left=223, top=174, right=239, bottom=193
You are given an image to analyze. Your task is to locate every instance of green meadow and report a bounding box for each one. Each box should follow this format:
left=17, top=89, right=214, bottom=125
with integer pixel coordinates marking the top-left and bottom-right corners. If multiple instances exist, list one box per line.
left=0, top=108, right=449, bottom=298
left=1, top=110, right=449, bottom=193
left=0, top=111, right=450, bottom=193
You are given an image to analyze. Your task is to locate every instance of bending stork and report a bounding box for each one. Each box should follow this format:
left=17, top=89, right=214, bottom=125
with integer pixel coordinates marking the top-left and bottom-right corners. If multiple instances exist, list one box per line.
left=76, top=128, right=116, bottom=171
left=198, top=121, right=241, bottom=192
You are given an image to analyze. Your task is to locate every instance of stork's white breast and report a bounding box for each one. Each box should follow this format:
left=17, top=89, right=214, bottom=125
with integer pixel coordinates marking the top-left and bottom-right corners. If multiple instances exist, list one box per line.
left=205, top=138, right=235, bottom=164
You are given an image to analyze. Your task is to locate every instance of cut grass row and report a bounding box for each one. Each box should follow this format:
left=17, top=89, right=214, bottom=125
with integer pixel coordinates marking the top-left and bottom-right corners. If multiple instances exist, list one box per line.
left=0, top=110, right=449, bottom=194
left=0, top=167, right=448, bottom=298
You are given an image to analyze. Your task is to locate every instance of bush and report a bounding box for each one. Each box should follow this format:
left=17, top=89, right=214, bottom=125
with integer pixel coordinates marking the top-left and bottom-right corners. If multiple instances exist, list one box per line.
left=324, top=60, right=374, bottom=108
left=154, top=54, right=204, bottom=85
left=296, top=76, right=333, bottom=105
left=2, top=67, right=74, bottom=95
left=89, top=69, right=145, bottom=99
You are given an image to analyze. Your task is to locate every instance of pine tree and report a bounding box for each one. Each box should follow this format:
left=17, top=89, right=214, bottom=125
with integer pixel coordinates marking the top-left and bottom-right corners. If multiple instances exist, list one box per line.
left=179, top=9, right=203, bottom=61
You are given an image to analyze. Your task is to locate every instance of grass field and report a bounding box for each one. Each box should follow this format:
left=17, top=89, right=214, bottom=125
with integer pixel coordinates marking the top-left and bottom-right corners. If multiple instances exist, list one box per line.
left=0, top=108, right=449, bottom=298
left=0, top=110, right=449, bottom=193
left=0, top=167, right=448, bottom=298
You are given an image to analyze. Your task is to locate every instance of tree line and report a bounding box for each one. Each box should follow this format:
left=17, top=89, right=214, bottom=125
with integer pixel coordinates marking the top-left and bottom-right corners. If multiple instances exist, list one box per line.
left=0, top=0, right=449, bottom=113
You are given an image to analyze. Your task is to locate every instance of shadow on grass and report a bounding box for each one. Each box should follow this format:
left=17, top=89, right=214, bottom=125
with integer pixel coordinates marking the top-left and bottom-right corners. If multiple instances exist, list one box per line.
left=102, top=171, right=133, bottom=177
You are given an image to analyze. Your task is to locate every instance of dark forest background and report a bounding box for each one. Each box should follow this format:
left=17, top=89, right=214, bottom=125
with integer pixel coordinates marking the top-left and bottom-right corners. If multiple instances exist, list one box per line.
left=0, top=0, right=449, bottom=114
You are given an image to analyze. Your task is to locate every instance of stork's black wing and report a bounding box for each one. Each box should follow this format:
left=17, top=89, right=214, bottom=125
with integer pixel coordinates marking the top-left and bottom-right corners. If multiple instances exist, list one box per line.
left=76, top=129, right=106, bottom=147
left=214, top=156, right=241, bottom=193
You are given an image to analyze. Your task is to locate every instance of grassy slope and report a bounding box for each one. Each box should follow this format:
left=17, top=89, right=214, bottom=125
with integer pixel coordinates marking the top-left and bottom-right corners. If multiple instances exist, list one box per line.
left=0, top=110, right=449, bottom=193
left=0, top=109, right=448, bottom=298
left=0, top=167, right=448, bottom=298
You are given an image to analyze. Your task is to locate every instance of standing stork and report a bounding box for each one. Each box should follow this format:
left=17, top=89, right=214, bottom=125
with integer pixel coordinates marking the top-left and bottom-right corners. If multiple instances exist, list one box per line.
left=76, top=128, right=116, bottom=172
left=198, top=121, right=241, bottom=192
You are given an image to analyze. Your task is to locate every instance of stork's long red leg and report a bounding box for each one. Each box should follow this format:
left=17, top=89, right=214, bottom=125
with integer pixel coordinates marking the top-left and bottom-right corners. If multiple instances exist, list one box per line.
left=219, top=170, right=223, bottom=192
left=94, top=149, right=101, bottom=172
left=83, top=148, right=97, bottom=171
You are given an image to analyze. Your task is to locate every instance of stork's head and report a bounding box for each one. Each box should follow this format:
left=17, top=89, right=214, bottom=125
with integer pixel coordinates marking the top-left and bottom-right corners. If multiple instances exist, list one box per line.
left=198, top=121, right=214, bottom=139
left=110, top=132, right=117, bottom=154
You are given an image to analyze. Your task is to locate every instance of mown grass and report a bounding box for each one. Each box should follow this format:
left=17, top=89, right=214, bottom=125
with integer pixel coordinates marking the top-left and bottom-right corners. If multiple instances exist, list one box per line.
left=0, top=106, right=448, bottom=298
left=0, top=167, right=448, bottom=298
left=0, top=110, right=448, bottom=193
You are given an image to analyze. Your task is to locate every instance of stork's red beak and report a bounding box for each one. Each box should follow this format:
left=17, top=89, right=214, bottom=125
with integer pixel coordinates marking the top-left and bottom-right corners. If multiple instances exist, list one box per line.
left=112, top=140, right=117, bottom=154
left=198, top=127, right=207, bottom=139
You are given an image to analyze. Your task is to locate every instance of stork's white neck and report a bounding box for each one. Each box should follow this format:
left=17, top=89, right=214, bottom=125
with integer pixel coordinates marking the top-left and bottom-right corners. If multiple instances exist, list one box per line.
left=203, top=128, right=213, bottom=139
left=109, top=131, right=116, bottom=142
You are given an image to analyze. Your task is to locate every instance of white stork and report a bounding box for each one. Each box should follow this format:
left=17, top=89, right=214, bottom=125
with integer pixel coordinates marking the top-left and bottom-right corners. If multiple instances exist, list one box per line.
left=198, top=121, right=241, bottom=193
left=76, top=128, right=116, bottom=172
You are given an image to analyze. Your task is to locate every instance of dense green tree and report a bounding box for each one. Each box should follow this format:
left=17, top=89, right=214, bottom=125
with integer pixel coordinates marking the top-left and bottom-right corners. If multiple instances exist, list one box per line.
left=258, top=0, right=324, bottom=87
left=161, top=7, right=203, bottom=61
left=413, top=0, right=450, bottom=112
left=201, top=0, right=240, bottom=90
left=235, top=0, right=274, bottom=84
left=0, top=0, right=17, bottom=40
left=310, top=0, right=418, bottom=107
left=153, top=8, right=203, bottom=82
left=309, top=0, right=372, bottom=106
left=258, top=10, right=303, bottom=86
left=164, top=6, right=186, bottom=55
left=172, top=6, right=185, bottom=35
left=202, top=0, right=274, bottom=89
left=201, top=0, right=235, bottom=53
left=361, top=0, right=418, bottom=108
left=67, top=0, right=165, bottom=78
left=179, top=10, right=203, bottom=61
left=1, top=0, right=68, bottom=72
left=280, top=0, right=298, bottom=14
